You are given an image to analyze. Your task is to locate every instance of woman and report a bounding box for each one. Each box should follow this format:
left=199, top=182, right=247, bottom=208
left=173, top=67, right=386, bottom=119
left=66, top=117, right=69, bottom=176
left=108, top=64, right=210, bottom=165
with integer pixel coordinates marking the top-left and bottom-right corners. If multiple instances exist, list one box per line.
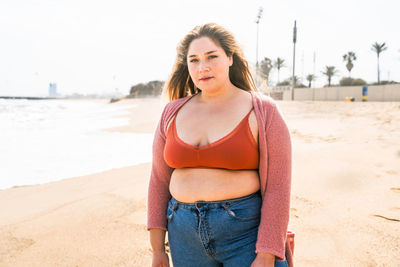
left=147, top=23, right=292, bottom=267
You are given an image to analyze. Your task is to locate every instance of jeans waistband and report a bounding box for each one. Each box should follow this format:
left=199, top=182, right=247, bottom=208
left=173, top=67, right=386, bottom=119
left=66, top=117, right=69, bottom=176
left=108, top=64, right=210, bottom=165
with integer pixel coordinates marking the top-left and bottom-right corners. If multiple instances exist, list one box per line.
left=169, top=190, right=261, bottom=210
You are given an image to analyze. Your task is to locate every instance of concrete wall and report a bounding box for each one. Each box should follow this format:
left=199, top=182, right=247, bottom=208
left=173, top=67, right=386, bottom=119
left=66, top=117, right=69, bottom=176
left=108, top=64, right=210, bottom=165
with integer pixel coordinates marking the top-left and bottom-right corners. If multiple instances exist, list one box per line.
left=281, top=84, right=400, bottom=101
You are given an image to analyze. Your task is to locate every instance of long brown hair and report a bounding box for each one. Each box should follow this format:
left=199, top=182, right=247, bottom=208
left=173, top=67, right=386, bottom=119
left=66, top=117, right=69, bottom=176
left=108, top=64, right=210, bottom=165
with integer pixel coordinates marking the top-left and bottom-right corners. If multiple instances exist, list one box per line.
left=164, top=23, right=258, bottom=101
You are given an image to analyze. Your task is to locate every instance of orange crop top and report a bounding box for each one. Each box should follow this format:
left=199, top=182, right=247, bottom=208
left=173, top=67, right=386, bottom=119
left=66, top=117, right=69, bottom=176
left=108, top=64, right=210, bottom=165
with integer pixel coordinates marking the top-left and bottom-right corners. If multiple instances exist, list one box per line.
left=164, top=107, right=259, bottom=170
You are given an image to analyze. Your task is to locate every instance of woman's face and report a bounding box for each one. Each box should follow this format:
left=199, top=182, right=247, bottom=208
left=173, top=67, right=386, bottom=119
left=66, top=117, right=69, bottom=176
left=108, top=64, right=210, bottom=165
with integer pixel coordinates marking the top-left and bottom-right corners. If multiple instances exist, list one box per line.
left=187, top=36, right=233, bottom=93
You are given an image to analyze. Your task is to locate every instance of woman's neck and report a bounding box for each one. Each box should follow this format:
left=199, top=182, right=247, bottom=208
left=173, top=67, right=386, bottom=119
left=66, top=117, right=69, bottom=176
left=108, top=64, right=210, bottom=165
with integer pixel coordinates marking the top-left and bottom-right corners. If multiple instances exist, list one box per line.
left=197, top=83, right=238, bottom=104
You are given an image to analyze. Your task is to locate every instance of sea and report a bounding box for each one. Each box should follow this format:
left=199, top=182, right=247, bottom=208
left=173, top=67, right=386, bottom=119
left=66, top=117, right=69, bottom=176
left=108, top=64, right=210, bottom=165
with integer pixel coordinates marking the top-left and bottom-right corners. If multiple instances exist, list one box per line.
left=0, top=98, right=153, bottom=190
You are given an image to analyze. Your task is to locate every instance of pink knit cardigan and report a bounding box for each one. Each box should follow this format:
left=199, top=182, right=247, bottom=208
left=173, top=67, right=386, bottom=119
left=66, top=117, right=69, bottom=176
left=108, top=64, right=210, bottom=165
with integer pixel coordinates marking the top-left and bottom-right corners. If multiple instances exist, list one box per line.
left=147, top=91, right=292, bottom=261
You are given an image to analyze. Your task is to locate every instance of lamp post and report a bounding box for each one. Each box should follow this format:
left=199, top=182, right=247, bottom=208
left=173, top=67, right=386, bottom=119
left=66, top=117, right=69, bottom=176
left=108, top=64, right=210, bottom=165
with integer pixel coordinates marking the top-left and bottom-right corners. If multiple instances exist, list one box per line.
left=291, top=20, right=297, bottom=101
left=255, top=7, right=263, bottom=67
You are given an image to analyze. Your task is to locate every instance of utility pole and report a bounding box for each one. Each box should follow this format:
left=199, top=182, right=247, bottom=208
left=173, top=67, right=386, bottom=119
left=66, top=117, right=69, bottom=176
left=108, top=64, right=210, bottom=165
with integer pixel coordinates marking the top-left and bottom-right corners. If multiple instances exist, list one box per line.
left=301, top=50, right=304, bottom=82
left=255, top=7, right=263, bottom=68
left=312, top=51, right=316, bottom=101
left=291, top=20, right=297, bottom=101
left=313, top=51, right=316, bottom=78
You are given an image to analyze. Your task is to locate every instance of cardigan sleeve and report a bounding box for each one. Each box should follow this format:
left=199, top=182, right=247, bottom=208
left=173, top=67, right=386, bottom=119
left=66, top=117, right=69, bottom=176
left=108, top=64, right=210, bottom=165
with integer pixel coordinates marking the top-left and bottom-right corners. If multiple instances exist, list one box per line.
left=146, top=105, right=174, bottom=231
left=255, top=102, right=292, bottom=260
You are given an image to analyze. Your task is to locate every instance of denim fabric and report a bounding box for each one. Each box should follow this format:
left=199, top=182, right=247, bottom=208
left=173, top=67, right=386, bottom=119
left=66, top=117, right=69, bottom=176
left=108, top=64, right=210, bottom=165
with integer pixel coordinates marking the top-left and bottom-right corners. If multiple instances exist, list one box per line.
left=166, top=190, right=288, bottom=267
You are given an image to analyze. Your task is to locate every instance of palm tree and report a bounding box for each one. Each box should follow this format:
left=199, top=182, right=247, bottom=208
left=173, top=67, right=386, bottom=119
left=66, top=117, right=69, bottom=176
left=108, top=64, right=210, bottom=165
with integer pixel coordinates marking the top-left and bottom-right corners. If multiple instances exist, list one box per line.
left=322, top=66, right=338, bottom=87
left=273, top=57, right=285, bottom=84
left=371, top=42, right=388, bottom=84
left=259, top=57, right=273, bottom=82
left=343, top=51, right=357, bottom=77
left=288, top=75, right=302, bottom=88
left=306, top=74, right=316, bottom=88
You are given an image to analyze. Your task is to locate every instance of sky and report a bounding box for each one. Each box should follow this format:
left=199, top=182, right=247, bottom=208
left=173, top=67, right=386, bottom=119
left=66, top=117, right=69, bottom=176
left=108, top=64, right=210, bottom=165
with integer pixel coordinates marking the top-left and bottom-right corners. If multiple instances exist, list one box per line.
left=1, top=0, right=399, bottom=97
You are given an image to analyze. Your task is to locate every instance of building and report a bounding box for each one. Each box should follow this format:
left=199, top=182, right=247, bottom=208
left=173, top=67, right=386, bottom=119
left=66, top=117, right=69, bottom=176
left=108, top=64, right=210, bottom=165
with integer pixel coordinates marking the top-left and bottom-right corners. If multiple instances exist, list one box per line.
left=48, top=83, right=57, bottom=97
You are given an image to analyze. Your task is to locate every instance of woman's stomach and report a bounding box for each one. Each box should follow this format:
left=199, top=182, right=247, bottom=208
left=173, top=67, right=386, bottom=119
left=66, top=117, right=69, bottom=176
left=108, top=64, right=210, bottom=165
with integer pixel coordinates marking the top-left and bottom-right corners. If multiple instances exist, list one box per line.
left=169, top=167, right=260, bottom=203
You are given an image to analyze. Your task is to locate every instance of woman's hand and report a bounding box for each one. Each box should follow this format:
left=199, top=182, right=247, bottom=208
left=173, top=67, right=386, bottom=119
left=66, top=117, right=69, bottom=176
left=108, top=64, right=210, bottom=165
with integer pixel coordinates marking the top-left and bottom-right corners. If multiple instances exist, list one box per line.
left=151, top=250, right=170, bottom=267
left=250, top=251, right=275, bottom=267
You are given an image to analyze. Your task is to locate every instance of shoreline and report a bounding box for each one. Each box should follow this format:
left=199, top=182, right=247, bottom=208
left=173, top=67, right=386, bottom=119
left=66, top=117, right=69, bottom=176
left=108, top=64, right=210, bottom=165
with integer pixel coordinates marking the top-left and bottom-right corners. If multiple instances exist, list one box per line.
left=0, top=161, right=148, bottom=192
left=0, top=97, right=157, bottom=191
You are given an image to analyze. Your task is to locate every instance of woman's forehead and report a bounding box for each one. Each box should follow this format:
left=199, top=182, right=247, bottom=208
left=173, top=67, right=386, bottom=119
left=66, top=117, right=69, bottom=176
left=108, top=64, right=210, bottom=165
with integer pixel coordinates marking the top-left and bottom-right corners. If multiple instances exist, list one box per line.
left=187, top=37, right=223, bottom=56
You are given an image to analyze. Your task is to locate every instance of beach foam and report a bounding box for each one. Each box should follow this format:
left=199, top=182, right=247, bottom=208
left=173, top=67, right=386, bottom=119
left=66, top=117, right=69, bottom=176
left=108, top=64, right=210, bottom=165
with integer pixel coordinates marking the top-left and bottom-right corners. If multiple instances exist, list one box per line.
left=0, top=99, right=152, bottom=190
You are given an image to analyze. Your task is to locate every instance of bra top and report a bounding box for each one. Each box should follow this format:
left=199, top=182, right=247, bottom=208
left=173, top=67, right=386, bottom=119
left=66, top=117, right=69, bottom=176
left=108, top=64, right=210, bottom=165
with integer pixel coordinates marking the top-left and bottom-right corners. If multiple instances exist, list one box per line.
left=164, top=106, right=259, bottom=170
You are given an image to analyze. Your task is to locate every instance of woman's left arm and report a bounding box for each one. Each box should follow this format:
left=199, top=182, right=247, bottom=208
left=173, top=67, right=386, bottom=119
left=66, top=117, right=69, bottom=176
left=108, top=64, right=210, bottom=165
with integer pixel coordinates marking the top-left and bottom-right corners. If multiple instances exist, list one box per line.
left=255, top=102, right=292, bottom=261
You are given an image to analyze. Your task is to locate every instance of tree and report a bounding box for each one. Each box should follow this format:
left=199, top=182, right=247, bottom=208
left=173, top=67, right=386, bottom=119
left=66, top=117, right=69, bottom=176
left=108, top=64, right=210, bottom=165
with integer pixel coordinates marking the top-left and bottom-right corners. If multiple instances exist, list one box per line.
left=129, top=80, right=164, bottom=97
left=282, top=76, right=306, bottom=88
left=339, top=77, right=367, bottom=86
left=276, top=80, right=291, bottom=86
left=306, top=74, right=316, bottom=88
left=322, top=66, right=339, bottom=87
left=259, top=57, right=273, bottom=82
left=343, top=51, right=357, bottom=77
left=273, top=57, right=285, bottom=84
left=371, top=42, right=388, bottom=84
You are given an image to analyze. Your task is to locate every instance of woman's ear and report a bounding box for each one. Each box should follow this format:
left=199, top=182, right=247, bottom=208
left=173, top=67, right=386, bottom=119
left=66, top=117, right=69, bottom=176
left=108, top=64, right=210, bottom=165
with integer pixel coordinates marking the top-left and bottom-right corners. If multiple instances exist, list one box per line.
left=228, top=54, right=233, bottom=67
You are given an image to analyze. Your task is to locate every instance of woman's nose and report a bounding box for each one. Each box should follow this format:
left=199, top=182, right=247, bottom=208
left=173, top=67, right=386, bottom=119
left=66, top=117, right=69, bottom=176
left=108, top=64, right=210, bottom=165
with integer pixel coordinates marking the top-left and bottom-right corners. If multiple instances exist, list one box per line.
left=198, top=61, right=210, bottom=72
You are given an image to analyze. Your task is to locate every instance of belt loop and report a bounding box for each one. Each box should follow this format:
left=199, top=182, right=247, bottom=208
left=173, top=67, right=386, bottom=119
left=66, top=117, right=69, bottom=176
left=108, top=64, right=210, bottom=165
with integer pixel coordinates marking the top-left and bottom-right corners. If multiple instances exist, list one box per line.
left=172, top=201, right=179, bottom=212
left=221, top=201, right=230, bottom=210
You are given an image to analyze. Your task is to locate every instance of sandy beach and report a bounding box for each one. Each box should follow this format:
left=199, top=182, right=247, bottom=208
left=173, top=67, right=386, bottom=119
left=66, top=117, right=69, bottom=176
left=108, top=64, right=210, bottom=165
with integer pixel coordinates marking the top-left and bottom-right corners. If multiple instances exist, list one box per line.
left=1, top=96, right=399, bottom=266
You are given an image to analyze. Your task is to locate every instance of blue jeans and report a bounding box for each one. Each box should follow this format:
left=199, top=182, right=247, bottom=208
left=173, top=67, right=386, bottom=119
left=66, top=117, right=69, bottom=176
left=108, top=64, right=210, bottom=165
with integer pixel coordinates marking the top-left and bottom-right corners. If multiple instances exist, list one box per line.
left=166, top=190, right=288, bottom=267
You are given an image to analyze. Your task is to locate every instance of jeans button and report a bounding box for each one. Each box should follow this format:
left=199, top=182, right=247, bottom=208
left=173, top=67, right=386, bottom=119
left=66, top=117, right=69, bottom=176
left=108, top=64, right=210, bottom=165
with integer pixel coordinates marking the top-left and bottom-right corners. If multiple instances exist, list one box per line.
left=195, top=202, right=203, bottom=208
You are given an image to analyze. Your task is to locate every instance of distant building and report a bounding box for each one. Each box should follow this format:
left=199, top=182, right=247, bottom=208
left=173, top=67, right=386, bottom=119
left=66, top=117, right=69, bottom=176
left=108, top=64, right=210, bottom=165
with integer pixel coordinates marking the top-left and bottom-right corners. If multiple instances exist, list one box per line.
left=48, top=83, right=57, bottom=97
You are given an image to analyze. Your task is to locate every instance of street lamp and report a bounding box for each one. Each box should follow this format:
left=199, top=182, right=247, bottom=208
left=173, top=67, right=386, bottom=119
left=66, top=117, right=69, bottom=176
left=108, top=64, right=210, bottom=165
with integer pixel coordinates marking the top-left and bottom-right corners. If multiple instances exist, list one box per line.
left=255, top=7, right=263, bottom=67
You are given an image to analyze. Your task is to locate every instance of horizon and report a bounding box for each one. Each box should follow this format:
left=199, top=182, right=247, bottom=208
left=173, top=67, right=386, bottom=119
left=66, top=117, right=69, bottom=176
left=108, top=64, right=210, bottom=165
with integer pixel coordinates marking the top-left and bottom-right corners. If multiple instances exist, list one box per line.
left=1, top=0, right=399, bottom=97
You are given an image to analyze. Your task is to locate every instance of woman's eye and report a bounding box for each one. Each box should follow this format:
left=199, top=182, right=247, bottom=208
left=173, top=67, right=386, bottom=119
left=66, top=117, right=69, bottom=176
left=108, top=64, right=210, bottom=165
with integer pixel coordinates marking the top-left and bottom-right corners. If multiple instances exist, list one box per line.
left=189, top=55, right=216, bottom=63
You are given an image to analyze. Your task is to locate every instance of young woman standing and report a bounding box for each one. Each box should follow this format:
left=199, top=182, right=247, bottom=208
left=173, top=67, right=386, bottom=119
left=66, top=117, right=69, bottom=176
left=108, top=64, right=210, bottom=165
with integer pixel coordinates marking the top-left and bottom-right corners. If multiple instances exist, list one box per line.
left=147, top=23, right=292, bottom=267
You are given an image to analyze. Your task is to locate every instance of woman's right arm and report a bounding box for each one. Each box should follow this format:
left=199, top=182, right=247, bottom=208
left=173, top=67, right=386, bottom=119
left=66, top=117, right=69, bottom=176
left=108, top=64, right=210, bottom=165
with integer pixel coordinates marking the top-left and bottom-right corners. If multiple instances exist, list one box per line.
left=147, top=105, right=174, bottom=266
left=147, top=105, right=173, bottom=231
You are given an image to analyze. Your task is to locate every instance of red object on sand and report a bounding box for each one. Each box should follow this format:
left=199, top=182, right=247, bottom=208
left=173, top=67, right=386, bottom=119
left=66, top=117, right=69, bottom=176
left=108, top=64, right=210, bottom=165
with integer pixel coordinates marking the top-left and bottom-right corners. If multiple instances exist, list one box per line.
left=285, top=231, right=295, bottom=267
left=287, top=231, right=295, bottom=254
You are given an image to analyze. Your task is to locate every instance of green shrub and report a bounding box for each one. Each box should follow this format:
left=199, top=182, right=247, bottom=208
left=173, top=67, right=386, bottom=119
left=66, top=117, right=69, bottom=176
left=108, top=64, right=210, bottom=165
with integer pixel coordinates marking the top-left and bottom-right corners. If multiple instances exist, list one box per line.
left=339, top=77, right=367, bottom=86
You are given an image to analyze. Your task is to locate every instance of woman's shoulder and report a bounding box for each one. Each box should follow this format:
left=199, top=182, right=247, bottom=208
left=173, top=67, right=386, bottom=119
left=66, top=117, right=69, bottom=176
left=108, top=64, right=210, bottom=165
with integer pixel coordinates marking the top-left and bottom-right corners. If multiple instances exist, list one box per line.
left=164, top=94, right=193, bottom=112
left=159, top=94, right=194, bottom=123
left=251, top=91, right=289, bottom=133
left=251, top=91, right=278, bottom=114
left=166, top=95, right=192, bottom=107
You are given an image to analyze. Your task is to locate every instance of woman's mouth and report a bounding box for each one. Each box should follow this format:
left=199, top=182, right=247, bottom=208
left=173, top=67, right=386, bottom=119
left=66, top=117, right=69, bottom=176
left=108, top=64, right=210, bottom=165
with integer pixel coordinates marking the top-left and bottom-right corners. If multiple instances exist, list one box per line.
left=199, top=77, right=213, bottom=82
